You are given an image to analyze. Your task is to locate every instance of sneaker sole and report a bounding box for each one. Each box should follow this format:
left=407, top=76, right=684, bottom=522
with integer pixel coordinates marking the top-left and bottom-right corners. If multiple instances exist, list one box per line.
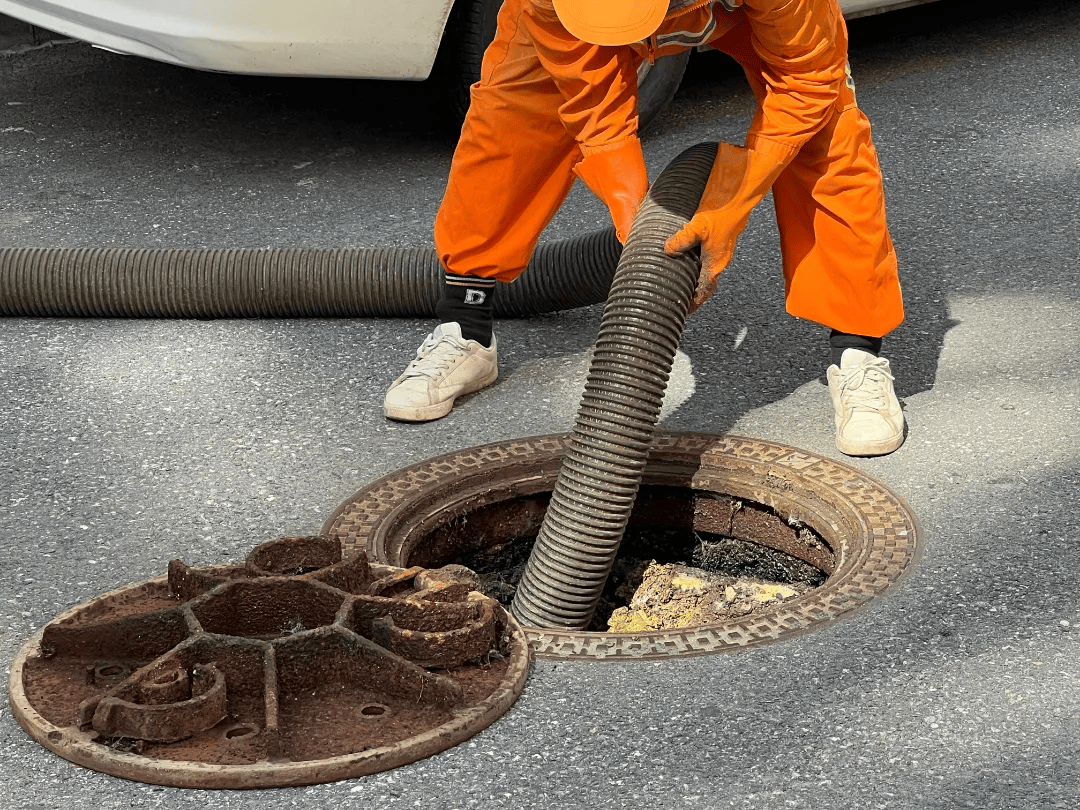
left=383, top=368, right=498, bottom=423
left=835, top=424, right=906, bottom=457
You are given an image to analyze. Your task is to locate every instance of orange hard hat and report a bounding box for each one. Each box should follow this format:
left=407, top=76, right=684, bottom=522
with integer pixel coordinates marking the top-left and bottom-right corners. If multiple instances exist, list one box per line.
left=551, top=0, right=669, bottom=46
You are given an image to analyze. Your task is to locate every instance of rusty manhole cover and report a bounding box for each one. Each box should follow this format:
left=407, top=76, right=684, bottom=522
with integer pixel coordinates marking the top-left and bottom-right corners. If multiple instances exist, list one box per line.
left=8, top=535, right=531, bottom=788
left=323, top=433, right=921, bottom=660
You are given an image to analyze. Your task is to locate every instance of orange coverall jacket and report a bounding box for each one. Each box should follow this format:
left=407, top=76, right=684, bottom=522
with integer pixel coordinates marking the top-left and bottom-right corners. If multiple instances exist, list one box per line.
left=433, top=0, right=904, bottom=338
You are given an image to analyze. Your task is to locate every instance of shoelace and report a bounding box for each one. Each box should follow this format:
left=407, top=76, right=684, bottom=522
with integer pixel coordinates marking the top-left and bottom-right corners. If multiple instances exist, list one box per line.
left=401, top=333, right=464, bottom=380
left=835, top=359, right=894, bottom=412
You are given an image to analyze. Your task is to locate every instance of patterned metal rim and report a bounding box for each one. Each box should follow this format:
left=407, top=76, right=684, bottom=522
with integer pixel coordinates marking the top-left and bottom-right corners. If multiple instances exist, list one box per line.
left=322, top=432, right=922, bottom=661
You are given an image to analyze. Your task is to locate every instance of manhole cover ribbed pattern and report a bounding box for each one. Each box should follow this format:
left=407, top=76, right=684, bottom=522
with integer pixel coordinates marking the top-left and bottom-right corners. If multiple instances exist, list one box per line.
left=8, top=536, right=531, bottom=788
left=323, top=432, right=921, bottom=660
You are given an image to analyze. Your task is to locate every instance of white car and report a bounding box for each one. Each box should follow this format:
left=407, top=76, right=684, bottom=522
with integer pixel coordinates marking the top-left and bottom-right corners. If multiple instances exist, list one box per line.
left=0, top=0, right=939, bottom=123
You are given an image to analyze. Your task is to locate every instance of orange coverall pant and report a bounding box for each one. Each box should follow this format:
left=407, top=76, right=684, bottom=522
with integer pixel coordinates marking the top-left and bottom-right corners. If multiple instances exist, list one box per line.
left=433, top=0, right=904, bottom=339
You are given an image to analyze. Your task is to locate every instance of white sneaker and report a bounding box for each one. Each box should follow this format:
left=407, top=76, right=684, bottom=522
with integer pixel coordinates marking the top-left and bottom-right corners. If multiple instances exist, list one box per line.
left=826, top=348, right=905, bottom=457
left=383, top=323, right=498, bottom=422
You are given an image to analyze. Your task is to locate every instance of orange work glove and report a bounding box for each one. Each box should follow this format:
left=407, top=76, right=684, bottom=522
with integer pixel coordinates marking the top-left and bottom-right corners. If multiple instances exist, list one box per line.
left=574, top=137, right=650, bottom=243
left=665, top=142, right=786, bottom=312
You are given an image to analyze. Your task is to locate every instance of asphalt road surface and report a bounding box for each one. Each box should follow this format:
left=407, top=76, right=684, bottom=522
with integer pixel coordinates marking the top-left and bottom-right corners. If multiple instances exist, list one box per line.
left=1, top=1, right=1079, bottom=808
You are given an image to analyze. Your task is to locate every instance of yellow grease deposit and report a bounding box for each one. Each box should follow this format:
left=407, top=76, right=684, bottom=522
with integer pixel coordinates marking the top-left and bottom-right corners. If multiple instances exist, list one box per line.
left=606, top=562, right=805, bottom=632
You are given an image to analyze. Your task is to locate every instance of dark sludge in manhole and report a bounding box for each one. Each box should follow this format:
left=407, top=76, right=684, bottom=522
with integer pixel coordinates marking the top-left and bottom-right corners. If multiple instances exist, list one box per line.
left=455, top=510, right=829, bottom=633
left=322, top=432, right=921, bottom=661
left=8, top=535, right=532, bottom=789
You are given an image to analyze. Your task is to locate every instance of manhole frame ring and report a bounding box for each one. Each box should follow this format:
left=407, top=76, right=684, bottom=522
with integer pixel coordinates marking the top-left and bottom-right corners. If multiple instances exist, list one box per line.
left=322, top=432, right=922, bottom=661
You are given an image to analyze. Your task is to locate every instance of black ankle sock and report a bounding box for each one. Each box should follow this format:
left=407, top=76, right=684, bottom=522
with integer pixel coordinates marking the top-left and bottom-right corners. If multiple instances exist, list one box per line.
left=829, top=330, right=882, bottom=367
left=435, top=273, right=495, bottom=347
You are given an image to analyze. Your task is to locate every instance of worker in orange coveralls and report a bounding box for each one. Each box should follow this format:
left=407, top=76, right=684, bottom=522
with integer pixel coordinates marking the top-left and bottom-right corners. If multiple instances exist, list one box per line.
left=384, top=0, right=906, bottom=457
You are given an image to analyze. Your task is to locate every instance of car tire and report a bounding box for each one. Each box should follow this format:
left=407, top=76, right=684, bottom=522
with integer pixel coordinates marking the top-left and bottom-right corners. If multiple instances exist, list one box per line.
left=437, top=0, right=690, bottom=131
left=633, top=51, right=691, bottom=130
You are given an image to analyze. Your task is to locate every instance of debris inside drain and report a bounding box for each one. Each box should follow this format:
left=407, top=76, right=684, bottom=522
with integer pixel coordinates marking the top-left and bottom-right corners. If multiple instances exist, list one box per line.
left=456, top=526, right=827, bottom=632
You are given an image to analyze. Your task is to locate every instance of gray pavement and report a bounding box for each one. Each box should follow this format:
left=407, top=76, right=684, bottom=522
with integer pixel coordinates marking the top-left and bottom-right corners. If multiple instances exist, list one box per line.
left=2, top=0, right=1079, bottom=807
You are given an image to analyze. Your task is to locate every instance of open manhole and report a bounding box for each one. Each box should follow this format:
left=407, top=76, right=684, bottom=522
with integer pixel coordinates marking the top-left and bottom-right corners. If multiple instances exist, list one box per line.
left=323, top=433, right=921, bottom=660
left=8, top=536, right=531, bottom=789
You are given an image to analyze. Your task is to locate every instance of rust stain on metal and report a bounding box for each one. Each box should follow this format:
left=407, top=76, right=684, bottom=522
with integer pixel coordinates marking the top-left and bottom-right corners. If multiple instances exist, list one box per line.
left=10, top=535, right=531, bottom=788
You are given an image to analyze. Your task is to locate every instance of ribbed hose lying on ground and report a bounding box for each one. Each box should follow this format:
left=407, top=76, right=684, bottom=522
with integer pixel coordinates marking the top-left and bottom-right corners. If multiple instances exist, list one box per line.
left=0, top=229, right=621, bottom=318
left=1, top=141, right=714, bottom=633
left=511, top=142, right=718, bottom=630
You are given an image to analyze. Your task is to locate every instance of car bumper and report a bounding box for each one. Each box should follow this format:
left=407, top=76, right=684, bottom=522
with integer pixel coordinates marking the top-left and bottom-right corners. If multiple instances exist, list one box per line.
left=0, top=0, right=454, bottom=78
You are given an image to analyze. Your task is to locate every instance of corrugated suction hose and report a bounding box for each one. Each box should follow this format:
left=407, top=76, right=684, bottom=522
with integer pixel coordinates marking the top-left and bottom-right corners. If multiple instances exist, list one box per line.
left=0, top=229, right=621, bottom=318
left=511, top=141, right=718, bottom=630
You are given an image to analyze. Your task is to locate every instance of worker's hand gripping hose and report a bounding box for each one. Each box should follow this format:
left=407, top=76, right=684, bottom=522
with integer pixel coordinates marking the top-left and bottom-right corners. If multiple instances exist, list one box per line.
left=0, top=140, right=719, bottom=634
